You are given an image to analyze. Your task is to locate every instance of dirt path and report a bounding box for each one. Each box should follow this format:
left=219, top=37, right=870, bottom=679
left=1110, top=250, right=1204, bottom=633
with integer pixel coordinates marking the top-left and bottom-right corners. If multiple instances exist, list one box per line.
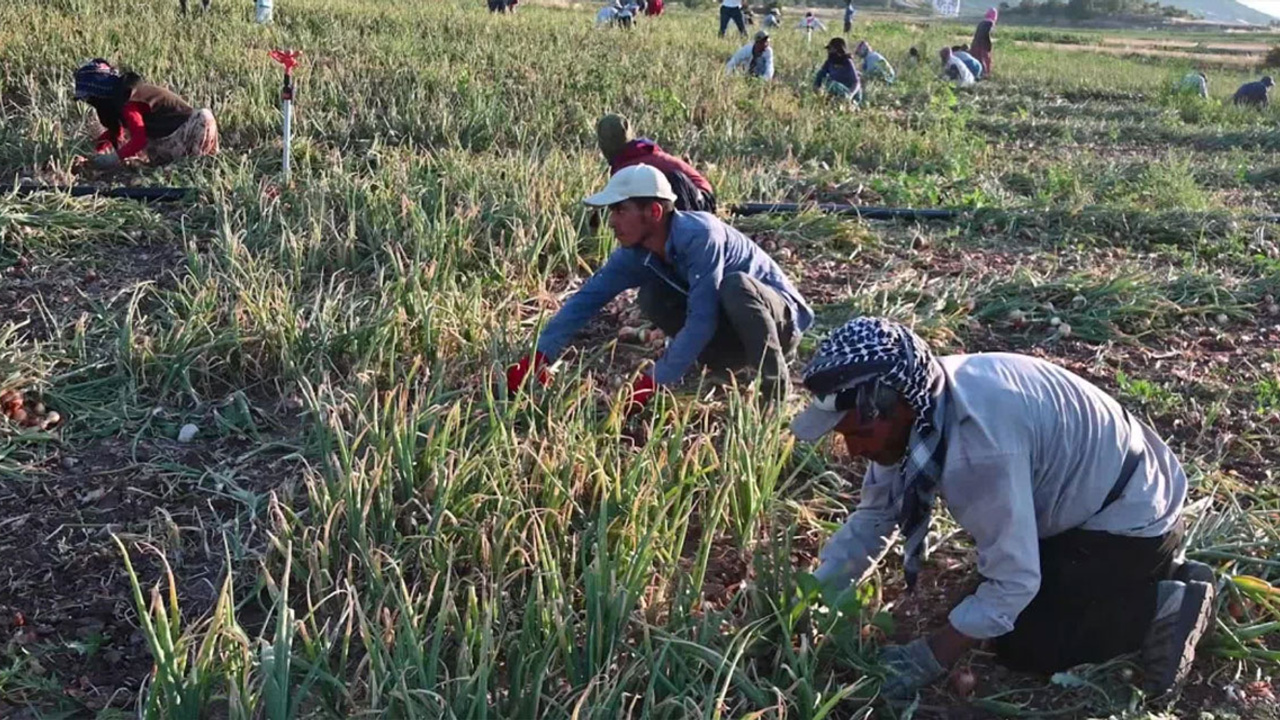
left=1012, top=39, right=1262, bottom=67
left=1096, top=35, right=1272, bottom=52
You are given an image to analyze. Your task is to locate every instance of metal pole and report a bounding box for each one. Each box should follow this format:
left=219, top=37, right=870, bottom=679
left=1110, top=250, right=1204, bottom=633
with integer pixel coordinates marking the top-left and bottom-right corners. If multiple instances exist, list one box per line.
left=282, top=92, right=292, bottom=183
left=270, top=49, right=301, bottom=185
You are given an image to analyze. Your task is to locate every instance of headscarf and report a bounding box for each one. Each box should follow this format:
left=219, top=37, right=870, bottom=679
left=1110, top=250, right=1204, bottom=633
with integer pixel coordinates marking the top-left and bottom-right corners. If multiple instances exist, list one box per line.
left=827, top=38, right=852, bottom=61
left=801, top=318, right=950, bottom=591
left=596, top=113, right=634, bottom=162
left=984, top=6, right=998, bottom=22
left=74, top=58, right=122, bottom=100
left=854, top=40, right=870, bottom=58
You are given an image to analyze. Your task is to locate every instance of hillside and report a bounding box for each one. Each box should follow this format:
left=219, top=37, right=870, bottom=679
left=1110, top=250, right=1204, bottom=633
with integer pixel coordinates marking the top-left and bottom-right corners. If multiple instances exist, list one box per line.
left=945, top=0, right=1277, bottom=23
left=1162, top=0, right=1278, bottom=23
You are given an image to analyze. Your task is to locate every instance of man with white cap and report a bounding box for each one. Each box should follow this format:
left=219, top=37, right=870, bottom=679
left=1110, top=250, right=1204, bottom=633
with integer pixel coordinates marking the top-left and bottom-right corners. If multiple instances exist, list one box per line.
left=726, top=31, right=776, bottom=81
left=791, top=317, right=1215, bottom=701
left=506, top=164, right=811, bottom=410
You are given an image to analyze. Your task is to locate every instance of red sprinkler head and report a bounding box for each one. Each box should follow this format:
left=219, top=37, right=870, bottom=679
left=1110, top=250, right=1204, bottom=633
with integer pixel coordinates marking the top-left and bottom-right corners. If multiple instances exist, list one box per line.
left=269, top=49, right=302, bottom=74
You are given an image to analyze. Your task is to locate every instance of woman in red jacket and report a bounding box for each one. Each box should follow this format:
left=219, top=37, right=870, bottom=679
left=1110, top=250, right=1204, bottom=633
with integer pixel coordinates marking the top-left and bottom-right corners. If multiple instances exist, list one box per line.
left=74, top=59, right=219, bottom=168
left=596, top=114, right=716, bottom=213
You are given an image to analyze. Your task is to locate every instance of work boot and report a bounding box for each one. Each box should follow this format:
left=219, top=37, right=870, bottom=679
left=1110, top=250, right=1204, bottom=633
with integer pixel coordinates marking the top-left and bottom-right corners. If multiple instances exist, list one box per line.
left=1172, top=559, right=1215, bottom=586
left=1141, top=579, right=1215, bottom=696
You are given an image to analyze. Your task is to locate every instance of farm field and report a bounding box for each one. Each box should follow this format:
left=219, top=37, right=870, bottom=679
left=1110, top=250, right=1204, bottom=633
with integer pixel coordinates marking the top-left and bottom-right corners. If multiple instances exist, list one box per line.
left=1, top=0, right=1279, bottom=717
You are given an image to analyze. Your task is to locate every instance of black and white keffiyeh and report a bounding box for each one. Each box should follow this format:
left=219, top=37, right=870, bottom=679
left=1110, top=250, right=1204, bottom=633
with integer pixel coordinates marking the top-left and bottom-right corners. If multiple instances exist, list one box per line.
left=801, top=317, right=949, bottom=590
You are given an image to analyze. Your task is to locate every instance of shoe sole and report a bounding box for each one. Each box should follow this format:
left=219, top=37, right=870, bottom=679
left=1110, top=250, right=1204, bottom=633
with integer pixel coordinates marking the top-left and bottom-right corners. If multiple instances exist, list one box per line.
left=1174, top=560, right=1215, bottom=586
left=1144, top=580, right=1214, bottom=696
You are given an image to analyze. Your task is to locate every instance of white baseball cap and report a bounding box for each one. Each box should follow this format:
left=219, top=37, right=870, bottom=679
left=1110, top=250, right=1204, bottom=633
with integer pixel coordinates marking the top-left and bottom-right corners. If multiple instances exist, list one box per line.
left=583, top=164, right=676, bottom=207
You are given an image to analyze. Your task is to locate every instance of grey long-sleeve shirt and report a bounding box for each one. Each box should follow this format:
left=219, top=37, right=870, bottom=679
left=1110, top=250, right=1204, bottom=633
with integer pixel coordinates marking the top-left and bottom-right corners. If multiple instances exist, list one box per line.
left=813, top=353, right=1187, bottom=640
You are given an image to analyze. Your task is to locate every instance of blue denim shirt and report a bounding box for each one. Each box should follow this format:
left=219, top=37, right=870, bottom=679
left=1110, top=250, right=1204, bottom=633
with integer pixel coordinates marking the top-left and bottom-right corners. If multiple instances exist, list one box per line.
left=953, top=50, right=982, bottom=79
left=535, top=211, right=813, bottom=385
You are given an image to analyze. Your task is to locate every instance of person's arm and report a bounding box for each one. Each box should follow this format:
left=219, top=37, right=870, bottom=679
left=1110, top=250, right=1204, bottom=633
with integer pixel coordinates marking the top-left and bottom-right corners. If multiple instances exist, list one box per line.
left=813, top=462, right=903, bottom=590
left=649, top=229, right=724, bottom=385
left=813, top=60, right=830, bottom=90
left=664, top=170, right=702, bottom=214
left=535, top=249, right=642, bottom=360
left=942, top=453, right=1042, bottom=645
left=95, top=129, right=121, bottom=153
left=114, top=102, right=149, bottom=160
left=761, top=48, right=775, bottom=80
left=725, top=46, right=748, bottom=75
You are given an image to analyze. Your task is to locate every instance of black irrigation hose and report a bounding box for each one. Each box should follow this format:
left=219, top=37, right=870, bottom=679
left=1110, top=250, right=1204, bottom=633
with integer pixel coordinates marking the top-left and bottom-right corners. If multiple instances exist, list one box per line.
left=729, top=202, right=963, bottom=220
left=6, top=188, right=1279, bottom=225
left=2, top=184, right=196, bottom=202
left=731, top=202, right=1280, bottom=224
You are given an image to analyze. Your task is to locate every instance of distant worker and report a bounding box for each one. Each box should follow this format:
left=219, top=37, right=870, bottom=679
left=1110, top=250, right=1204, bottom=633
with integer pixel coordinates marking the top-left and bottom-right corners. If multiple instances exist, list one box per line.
left=970, top=7, right=996, bottom=76
left=814, top=38, right=862, bottom=104
left=596, top=114, right=717, bottom=213
left=719, top=0, right=747, bottom=37
left=596, top=1, right=619, bottom=25
left=797, top=10, right=827, bottom=32
left=905, top=46, right=921, bottom=68
left=940, top=47, right=975, bottom=88
left=645, top=0, right=664, bottom=16
left=1178, top=71, right=1208, bottom=99
left=597, top=0, right=633, bottom=27
left=763, top=8, right=781, bottom=27
left=843, top=2, right=857, bottom=33
left=949, top=46, right=984, bottom=80
left=74, top=59, right=218, bottom=168
left=616, top=0, right=637, bottom=28
left=1233, top=75, right=1273, bottom=108
left=854, top=40, right=896, bottom=84
left=726, top=30, right=776, bottom=80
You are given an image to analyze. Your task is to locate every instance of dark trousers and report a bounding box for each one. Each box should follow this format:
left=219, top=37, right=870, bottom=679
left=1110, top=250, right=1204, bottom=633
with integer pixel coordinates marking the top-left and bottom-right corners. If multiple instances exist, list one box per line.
left=718, top=6, right=746, bottom=36
left=970, top=47, right=992, bottom=76
left=638, top=273, right=798, bottom=398
left=992, top=527, right=1180, bottom=673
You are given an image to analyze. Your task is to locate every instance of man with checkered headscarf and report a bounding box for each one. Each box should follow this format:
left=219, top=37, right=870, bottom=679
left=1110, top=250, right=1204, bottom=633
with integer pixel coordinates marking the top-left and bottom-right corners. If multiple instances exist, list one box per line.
left=790, top=317, right=1214, bottom=702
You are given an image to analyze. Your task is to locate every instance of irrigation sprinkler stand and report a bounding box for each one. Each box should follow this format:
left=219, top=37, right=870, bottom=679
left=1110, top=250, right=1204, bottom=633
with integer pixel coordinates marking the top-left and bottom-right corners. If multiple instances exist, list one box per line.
left=269, top=49, right=301, bottom=184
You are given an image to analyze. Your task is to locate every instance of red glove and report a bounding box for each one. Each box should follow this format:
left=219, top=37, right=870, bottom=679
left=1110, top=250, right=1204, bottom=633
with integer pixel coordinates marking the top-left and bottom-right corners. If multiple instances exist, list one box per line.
left=506, top=352, right=551, bottom=395
left=625, top=374, right=657, bottom=416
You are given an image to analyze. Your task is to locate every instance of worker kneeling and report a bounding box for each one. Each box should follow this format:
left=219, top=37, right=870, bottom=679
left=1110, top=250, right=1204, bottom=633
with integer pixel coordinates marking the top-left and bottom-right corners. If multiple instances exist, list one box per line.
left=506, top=165, right=812, bottom=410
left=74, top=59, right=219, bottom=168
left=791, top=317, right=1215, bottom=701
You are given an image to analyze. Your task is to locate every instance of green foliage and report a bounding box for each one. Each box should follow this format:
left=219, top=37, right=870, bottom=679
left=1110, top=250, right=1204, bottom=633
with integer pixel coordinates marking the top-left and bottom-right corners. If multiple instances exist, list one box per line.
left=3, top=1, right=1279, bottom=718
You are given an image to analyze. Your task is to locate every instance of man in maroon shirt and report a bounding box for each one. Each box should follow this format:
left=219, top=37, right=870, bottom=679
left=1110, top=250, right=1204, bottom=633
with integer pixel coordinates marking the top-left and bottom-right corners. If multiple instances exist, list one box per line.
left=596, top=114, right=716, bottom=213
left=74, top=59, right=219, bottom=168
